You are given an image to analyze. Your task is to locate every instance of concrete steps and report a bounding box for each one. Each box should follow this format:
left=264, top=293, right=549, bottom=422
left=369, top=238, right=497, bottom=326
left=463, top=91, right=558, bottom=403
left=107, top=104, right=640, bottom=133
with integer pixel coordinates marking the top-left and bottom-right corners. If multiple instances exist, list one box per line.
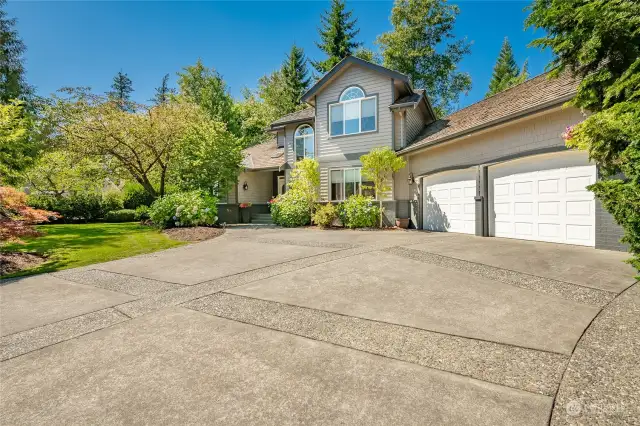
left=251, top=213, right=273, bottom=225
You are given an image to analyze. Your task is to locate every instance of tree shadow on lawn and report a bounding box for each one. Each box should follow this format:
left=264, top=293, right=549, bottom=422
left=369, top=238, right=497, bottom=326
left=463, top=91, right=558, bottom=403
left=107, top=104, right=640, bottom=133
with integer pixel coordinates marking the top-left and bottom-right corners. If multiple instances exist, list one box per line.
left=1, top=223, right=174, bottom=278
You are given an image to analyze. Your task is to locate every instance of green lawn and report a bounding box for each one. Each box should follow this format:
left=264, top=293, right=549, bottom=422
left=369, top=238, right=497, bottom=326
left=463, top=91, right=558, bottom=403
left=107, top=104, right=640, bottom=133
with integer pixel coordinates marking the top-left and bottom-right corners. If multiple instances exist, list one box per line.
left=2, top=223, right=186, bottom=278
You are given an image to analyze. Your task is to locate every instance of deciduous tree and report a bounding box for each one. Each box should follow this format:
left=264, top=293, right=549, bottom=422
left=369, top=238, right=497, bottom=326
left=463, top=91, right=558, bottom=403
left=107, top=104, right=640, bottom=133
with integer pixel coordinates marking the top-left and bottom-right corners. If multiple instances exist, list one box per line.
left=45, top=89, right=202, bottom=198
left=377, top=0, right=472, bottom=117
left=360, top=147, right=406, bottom=227
left=177, top=59, right=240, bottom=135
left=0, top=186, right=57, bottom=245
left=288, top=158, right=320, bottom=223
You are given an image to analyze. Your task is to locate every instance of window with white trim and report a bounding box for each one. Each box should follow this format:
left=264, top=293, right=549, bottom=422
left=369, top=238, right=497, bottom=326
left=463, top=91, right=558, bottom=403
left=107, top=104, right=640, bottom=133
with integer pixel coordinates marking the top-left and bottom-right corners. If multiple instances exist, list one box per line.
left=294, top=124, right=314, bottom=161
left=330, top=168, right=376, bottom=201
left=330, top=86, right=376, bottom=137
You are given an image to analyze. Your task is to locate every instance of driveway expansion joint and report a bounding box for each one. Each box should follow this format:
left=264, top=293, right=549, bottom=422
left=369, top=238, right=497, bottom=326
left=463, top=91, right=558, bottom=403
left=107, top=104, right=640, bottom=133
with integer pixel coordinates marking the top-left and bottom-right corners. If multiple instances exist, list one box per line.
left=114, top=246, right=377, bottom=318
left=52, top=269, right=185, bottom=295
left=0, top=307, right=129, bottom=361
left=384, top=246, right=616, bottom=307
left=183, top=292, right=569, bottom=396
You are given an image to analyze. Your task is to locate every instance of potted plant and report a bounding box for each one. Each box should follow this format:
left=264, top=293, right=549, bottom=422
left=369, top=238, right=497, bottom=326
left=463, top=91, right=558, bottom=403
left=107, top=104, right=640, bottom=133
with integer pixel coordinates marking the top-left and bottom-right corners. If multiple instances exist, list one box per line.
left=396, top=218, right=410, bottom=229
left=239, top=203, right=252, bottom=223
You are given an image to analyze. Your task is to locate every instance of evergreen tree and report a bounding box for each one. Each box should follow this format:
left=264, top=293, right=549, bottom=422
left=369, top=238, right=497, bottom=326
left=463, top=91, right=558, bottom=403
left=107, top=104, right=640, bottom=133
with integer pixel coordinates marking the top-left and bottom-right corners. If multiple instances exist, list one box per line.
left=377, top=0, right=472, bottom=117
left=312, top=0, right=362, bottom=74
left=0, top=0, right=32, bottom=102
left=108, top=70, right=134, bottom=111
left=282, top=44, right=311, bottom=106
left=486, top=38, right=528, bottom=97
left=151, top=74, right=175, bottom=105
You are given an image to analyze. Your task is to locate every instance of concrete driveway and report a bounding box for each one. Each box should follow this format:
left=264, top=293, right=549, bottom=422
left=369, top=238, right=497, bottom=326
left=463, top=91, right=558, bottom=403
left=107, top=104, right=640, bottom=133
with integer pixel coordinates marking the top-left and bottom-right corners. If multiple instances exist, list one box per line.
left=1, top=227, right=638, bottom=425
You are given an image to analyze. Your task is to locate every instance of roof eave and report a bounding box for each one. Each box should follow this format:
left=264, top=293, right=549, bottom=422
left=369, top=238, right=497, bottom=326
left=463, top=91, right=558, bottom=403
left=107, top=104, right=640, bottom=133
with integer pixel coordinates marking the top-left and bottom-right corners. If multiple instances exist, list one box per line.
left=398, top=93, right=576, bottom=155
left=269, top=116, right=313, bottom=130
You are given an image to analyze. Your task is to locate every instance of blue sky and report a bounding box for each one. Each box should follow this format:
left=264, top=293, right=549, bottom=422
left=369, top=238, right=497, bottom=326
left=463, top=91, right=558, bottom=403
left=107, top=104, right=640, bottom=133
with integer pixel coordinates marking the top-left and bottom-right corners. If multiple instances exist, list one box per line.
left=9, top=1, right=552, bottom=110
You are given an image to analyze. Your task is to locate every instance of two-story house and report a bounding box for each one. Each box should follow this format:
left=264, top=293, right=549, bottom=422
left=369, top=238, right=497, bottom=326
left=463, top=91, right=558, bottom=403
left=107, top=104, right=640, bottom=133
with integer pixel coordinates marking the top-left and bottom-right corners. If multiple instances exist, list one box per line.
left=219, top=56, right=626, bottom=252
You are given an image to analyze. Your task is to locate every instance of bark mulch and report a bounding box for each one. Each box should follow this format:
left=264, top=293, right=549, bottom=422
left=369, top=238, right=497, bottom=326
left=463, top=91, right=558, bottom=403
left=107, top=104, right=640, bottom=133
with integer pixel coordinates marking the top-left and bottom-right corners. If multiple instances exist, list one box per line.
left=0, top=252, right=47, bottom=277
left=162, top=227, right=225, bottom=242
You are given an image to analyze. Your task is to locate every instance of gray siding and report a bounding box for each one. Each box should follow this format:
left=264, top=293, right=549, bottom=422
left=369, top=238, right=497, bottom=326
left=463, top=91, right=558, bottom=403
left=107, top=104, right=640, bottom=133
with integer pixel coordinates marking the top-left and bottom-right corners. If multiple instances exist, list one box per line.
left=393, top=111, right=403, bottom=150
left=315, top=64, right=394, bottom=158
left=406, top=106, right=425, bottom=145
left=595, top=200, right=627, bottom=251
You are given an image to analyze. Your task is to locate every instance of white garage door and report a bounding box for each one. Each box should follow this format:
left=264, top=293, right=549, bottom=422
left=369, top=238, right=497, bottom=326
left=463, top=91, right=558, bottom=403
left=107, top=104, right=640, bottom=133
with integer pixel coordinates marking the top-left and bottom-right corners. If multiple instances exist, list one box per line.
left=490, top=152, right=596, bottom=246
left=423, top=168, right=477, bottom=234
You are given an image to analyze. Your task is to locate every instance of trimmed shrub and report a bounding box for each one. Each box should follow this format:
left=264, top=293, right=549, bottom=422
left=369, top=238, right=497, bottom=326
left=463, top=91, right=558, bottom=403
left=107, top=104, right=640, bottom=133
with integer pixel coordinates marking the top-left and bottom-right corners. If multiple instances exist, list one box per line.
left=104, top=209, right=136, bottom=223
left=270, top=191, right=311, bottom=227
left=313, top=203, right=337, bottom=228
left=123, top=182, right=156, bottom=209
left=134, top=205, right=150, bottom=221
left=101, top=190, right=124, bottom=213
left=338, top=195, right=380, bottom=229
left=149, top=190, right=218, bottom=229
left=29, top=192, right=103, bottom=222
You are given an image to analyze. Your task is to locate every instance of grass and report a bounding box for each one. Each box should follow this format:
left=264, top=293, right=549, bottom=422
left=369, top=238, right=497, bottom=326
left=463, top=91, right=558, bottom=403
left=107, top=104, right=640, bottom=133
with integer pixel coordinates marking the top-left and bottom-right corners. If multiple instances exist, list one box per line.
left=1, top=222, right=186, bottom=278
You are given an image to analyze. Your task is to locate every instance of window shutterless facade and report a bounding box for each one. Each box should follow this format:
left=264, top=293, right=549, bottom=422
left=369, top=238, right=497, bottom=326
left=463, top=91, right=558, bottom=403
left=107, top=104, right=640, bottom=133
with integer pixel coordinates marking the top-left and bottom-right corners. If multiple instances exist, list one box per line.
left=329, top=86, right=377, bottom=137
left=294, top=124, right=314, bottom=161
left=329, top=167, right=375, bottom=201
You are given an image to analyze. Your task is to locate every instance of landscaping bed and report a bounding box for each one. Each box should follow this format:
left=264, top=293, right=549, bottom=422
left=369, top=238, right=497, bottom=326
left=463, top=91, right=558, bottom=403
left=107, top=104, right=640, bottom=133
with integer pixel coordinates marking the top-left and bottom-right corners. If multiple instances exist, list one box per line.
left=163, top=227, right=225, bottom=242
left=0, top=252, right=47, bottom=276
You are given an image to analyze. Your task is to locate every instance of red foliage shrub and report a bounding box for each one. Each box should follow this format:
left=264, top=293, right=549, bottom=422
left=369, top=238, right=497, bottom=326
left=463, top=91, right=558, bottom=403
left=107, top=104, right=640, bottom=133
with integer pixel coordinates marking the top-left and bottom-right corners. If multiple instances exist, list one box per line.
left=0, top=187, right=59, bottom=244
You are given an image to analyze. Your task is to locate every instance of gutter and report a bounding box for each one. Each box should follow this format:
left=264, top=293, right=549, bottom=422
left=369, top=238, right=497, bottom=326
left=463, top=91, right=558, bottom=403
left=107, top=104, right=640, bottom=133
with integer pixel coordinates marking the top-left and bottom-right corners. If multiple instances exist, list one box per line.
left=398, top=92, right=576, bottom=155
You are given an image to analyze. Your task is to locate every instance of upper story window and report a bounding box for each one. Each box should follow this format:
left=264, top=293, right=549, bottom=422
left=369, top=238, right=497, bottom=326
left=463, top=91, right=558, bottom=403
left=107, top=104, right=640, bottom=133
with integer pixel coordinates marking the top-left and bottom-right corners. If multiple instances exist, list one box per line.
left=330, top=86, right=376, bottom=137
left=294, top=124, right=314, bottom=161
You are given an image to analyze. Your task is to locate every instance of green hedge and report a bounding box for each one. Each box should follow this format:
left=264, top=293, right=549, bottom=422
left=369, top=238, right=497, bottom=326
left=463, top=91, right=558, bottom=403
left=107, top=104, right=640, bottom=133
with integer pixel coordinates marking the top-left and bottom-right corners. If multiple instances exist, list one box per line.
left=104, top=209, right=136, bottom=223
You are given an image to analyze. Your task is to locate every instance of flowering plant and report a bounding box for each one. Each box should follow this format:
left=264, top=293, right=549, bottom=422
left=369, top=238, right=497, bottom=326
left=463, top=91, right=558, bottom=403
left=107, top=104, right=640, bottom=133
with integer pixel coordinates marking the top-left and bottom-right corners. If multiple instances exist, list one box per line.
left=148, top=190, right=218, bottom=229
left=561, top=125, right=575, bottom=141
left=239, top=203, right=252, bottom=209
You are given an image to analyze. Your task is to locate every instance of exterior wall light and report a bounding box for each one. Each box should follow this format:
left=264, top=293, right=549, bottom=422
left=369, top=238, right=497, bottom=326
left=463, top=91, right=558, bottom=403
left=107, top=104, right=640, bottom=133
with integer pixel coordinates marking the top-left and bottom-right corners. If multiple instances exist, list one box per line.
left=407, top=172, right=415, bottom=185
left=243, top=181, right=249, bottom=190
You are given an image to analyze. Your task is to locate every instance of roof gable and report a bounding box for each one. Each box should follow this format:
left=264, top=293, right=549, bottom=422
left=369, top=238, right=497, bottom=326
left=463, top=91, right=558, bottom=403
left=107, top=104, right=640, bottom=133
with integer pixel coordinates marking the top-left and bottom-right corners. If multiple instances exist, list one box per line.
left=301, top=56, right=410, bottom=103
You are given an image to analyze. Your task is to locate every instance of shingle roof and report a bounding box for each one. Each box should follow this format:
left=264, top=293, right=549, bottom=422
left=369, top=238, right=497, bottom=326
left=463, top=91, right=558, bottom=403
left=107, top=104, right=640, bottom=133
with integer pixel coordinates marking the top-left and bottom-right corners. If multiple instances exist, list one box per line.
left=242, top=138, right=285, bottom=170
left=270, top=107, right=315, bottom=127
left=390, top=90, right=424, bottom=108
left=400, top=71, right=580, bottom=154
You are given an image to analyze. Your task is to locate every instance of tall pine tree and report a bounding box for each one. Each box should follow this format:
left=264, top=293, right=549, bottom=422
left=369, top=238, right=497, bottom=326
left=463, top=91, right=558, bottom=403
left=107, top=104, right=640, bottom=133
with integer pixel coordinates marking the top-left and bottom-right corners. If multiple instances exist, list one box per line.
left=151, top=74, right=175, bottom=105
left=0, top=0, right=32, bottom=102
left=486, top=38, right=529, bottom=97
left=312, top=0, right=362, bottom=74
left=108, top=70, right=134, bottom=111
left=282, top=44, right=311, bottom=107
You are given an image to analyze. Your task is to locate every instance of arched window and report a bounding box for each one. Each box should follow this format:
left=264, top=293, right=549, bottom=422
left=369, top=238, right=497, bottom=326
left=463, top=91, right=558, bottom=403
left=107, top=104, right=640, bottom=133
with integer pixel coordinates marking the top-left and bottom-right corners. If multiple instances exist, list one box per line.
left=339, top=87, right=365, bottom=101
left=294, top=124, right=314, bottom=161
left=330, top=86, right=376, bottom=136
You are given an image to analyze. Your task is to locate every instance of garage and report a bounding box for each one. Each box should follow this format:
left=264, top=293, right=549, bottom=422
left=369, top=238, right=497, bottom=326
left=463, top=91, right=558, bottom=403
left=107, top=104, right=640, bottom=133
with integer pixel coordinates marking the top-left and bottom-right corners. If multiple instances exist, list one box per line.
left=422, top=168, right=477, bottom=234
left=489, top=151, right=596, bottom=246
